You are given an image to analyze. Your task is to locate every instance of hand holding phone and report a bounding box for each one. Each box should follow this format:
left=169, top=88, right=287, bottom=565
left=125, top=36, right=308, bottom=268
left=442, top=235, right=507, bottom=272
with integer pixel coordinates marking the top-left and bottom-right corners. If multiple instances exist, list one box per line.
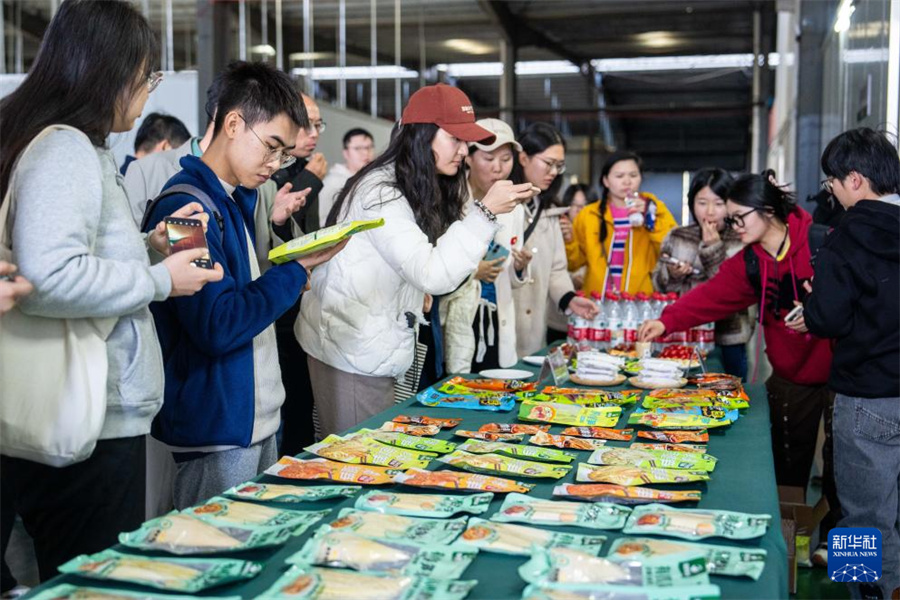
left=165, top=217, right=213, bottom=269
left=784, top=304, right=804, bottom=324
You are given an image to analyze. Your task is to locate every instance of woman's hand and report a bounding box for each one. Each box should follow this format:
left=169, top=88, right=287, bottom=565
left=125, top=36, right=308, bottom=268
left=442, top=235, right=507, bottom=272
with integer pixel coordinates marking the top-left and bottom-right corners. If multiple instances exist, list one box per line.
left=663, top=254, right=693, bottom=279
left=626, top=194, right=646, bottom=215
left=149, top=202, right=210, bottom=255
left=785, top=301, right=809, bottom=333
left=512, top=248, right=533, bottom=272
left=272, top=182, right=311, bottom=226
left=163, top=249, right=225, bottom=297
left=638, top=319, right=666, bottom=342
left=0, top=261, right=33, bottom=314
left=475, top=257, right=504, bottom=283
left=559, top=215, right=574, bottom=243
left=568, top=295, right=598, bottom=320
left=700, top=219, right=721, bottom=244
left=481, top=181, right=540, bottom=215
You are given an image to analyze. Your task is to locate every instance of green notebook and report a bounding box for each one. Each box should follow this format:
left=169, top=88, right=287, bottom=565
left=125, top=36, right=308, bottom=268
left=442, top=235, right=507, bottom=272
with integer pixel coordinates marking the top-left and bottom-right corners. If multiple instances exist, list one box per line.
left=268, top=218, right=384, bottom=263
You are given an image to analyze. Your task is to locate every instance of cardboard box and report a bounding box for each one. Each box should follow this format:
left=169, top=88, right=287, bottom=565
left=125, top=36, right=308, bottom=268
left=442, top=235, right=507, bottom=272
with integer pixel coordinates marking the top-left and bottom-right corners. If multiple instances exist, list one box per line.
left=778, top=485, right=831, bottom=575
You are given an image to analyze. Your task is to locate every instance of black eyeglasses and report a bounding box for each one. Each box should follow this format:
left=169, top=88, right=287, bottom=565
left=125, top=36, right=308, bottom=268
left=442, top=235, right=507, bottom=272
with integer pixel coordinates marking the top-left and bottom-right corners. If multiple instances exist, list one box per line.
left=821, top=177, right=835, bottom=194
left=724, top=208, right=759, bottom=229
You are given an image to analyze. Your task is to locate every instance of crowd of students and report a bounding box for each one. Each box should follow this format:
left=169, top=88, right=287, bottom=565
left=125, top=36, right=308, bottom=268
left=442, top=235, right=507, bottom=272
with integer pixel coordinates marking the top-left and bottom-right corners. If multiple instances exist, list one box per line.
left=0, top=1, right=897, bottom=598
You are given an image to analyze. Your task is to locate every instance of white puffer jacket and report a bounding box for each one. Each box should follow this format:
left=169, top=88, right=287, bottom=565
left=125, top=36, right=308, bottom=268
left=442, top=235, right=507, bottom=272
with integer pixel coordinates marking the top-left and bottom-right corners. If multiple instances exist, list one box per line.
left=296, top=166, right=498, bottom=378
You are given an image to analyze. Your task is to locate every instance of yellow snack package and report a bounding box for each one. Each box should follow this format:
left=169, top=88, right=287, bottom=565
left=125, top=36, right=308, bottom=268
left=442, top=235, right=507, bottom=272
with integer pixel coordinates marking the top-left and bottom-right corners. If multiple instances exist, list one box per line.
left=305, top=434, right=435, bottom=469
left=438, top=450, right=572, bottom=479
left=630, top=443, right=708, bottom=454
left=264, top=457, right=399, bottom=485
left=628, top=412, right=731, bottom=430
left=479, top=423, right=550, bottom=435
left=576, top=464, right=711, bottom=486
left=394, top=468, right=535, bottom=494
left=560, top=427, right=634, bottom=441
left=519, top=402, right=621, bottom=428
left=379, top=422, right=441, bottom=436
left=528, top=431, right=608, bottom=451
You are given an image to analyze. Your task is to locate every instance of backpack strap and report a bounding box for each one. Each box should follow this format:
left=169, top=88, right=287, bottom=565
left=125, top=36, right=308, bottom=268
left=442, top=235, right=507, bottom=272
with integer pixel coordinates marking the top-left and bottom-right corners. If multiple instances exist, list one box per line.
left=140, top=183, right=224, bottom=244
left=743, top=247, right=762, bottom=296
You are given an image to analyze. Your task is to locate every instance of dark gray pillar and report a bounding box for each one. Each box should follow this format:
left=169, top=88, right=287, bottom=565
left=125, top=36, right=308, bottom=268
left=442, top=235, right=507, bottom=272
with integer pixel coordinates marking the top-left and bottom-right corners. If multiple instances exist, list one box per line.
left=499, top=39, right=517, bottom=125
left=197, top=0, right=231, bottom=129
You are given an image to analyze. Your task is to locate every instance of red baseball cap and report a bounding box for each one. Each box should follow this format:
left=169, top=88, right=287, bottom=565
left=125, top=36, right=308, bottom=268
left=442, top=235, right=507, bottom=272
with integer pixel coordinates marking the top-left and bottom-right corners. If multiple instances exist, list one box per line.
left=401, top=84, right=496, bottom=145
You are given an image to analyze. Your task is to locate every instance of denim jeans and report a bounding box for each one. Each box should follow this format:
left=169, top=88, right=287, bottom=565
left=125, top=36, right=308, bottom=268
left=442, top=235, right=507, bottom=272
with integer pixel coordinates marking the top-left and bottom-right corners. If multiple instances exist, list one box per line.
left=833, top=394, right=900, bottom=599
left=719, top=343, right=748, bottom=381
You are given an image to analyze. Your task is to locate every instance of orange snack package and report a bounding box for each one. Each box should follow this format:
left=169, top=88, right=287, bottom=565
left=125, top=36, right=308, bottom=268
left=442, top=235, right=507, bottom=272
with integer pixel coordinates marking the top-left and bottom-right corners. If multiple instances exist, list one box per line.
left=264, top=457, right=399, bottom=485
left=529, top=431, right=608, bottom=451
left=378, top=422, right=440, bottom=436
left=455, top=430, right=525, bottom=442
left=445, top=376, right=537, bottom=392
left=637, top=430, right=709, bottom=444
left=392, top=415, right=462, bottom=429
left=393, top=468, right=534, bottom=494
left=560, top=427, right=634, bottom=441
left=479, top=423, right=549, bottom=435
left=553, top=483, right=702, bottom=504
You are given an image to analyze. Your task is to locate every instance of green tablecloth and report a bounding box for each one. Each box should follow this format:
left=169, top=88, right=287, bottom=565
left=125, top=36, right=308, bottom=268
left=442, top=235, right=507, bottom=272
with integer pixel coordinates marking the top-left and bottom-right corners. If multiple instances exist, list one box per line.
left=28, top=350, right=788, bottom=599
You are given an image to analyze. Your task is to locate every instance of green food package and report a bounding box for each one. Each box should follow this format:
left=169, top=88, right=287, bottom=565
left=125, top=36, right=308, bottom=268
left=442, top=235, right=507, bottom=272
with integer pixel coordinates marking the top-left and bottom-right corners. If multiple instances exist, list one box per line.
left=118, top=512, right=316, bottom=554
left=630, top=443, right=709, bottom=454
left=457, top=518, right=606, bottom=556
left=457, top=439, right=576, bottom=463
left=27, top=583, right=242, bottom=600
left=492, top=493, right=631, bottom=530
left=624, top=504, right=771, bottom=541
left=321, top=508, right=466, bottom=545
left=355, top=490, right=493, bottom=518
left=185, top=497, right=331, bottom=528
left=221, top=482, right=361, bottom=503
left=519, top=401, right=621, bottom=428
left=259, top=565, right=478, bottom=600
left=607, top=537, right=767, bottom=580
left=305, top=434, right=436, bottom=469
left=587, top=448, right=718, bottom=472
left=576, top=464, right=711, bottom=486
left=287, top=530, right=478, bottom=579
left=57, top=549, right=262, bottom=593
left=356, top=428, right=457, bottom=454
left=521, top=583, right=721, bottom=600
left=438, top=450, right=572, bottom=479
left=628, top=412, right=731, bottom=430
left=519, top=546, right=710, bottom=587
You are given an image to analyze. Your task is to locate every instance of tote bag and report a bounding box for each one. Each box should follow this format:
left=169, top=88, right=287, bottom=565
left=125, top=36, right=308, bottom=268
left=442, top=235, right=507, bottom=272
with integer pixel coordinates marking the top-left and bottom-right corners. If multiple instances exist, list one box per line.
left=0, top=125, right=116, bottom=467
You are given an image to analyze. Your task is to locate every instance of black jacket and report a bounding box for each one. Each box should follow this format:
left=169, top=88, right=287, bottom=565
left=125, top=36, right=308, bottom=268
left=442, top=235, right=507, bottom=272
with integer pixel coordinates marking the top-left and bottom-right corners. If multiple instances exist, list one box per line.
left=805, top=198, right=900, bottom=398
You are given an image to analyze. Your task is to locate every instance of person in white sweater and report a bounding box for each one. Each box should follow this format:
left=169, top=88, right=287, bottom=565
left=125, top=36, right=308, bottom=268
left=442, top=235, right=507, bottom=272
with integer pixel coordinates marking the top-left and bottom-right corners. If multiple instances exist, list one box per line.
left=298, top=84, right=538, bottom=436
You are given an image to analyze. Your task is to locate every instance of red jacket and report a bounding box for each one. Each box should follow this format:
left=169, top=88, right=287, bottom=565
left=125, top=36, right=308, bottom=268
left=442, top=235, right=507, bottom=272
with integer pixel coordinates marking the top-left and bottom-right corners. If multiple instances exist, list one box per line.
left=660, top=209, right=832, bottom=385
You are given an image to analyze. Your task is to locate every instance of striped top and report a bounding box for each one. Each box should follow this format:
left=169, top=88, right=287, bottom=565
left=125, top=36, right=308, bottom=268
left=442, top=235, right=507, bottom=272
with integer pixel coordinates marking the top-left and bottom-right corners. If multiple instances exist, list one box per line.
left=608, top=204, right=631, bottom=291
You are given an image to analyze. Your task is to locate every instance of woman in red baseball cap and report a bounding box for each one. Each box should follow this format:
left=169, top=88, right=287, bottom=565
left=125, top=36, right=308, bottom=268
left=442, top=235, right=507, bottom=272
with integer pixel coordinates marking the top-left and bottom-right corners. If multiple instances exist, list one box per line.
left=297, top=84, right=538, bottom=436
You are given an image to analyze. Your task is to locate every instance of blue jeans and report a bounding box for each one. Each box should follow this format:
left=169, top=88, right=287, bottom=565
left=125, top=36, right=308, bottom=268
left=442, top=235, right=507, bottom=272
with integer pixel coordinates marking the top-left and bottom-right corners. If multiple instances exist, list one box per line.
left=833, top=394, right=900, bottom=599
left=719, top=343, right=748, bottom=381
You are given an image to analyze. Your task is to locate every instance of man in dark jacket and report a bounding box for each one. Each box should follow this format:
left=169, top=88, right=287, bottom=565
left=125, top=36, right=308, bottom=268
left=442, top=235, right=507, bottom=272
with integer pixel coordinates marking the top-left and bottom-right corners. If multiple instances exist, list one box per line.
left=805, top=127, right=900, bottom=600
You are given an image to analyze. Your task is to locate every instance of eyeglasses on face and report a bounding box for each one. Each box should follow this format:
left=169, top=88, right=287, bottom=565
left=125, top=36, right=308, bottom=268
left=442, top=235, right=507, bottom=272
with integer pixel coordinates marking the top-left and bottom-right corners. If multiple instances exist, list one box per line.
left=724, top=207, right=759, bottom=229
left=147, top=71, right=164, bottom=94
left=821, top=177, right=835, bottom=194
left=536, top=156, right=566, bottom=175
left=237, top=114, right=297, bottom=168
left=306, top=120, right=327, bottom=134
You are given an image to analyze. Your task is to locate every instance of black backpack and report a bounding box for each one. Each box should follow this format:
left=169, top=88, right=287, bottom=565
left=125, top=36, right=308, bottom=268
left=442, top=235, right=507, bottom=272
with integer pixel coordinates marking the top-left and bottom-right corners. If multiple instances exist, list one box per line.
left=139, top=183, right=225, bottom=244
left=743, top=223, right=830, bottom=294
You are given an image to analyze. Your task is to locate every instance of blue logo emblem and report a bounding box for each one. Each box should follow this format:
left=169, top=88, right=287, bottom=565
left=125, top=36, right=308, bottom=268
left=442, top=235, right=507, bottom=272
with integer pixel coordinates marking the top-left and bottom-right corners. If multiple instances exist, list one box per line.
left=828, top=528, right=882, bottom=583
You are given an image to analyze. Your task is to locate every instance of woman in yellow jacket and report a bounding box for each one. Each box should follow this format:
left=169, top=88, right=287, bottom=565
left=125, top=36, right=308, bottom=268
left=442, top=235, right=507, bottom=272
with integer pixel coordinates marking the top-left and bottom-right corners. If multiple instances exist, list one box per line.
left=566, top=151, right=677, bottom=296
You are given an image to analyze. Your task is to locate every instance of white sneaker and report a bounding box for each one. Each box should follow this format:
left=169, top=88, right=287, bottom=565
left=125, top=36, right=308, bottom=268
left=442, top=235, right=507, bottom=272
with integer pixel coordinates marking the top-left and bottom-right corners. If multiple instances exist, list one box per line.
left=812, top=543, right=828, bottom=568
left=1, top=586, right=31, bottom=600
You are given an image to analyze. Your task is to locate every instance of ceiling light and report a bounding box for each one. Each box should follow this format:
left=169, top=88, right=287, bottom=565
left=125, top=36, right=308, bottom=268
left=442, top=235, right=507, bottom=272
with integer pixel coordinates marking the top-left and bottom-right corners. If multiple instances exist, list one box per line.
left=635, top=31, right=680, bottom=49
left=291, top=65, right=419, bottom=80
left=442, top=39, right=496, bottom=55
left=289, top=52, right=334, bottom=62
left=834, top=0, right=855, bottom=33
left=250, top=44, right=276, bottom=57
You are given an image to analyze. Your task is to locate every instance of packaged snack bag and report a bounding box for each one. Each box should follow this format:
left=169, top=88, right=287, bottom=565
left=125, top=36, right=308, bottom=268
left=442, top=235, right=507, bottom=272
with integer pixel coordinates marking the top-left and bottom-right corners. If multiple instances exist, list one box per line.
left=628, top=412, right=731, bottom=430
left=544, top=386, right=642, bottom=402
left=607, top=536, right=768, bottom=580
left=305, top=434, right=435, bottom=469
left=479, top=423, right=549, bottom=434
left=552, top=483, right=702, bottom=505
left=394, top=468, right=535, bottom=494
left=519, top=546, right=709, bottom=587
left=416, top=389, right=516, bottom=412
left=358, top=429, right=456, bottom=454
left=559, top=427, right=634, bottom=441
left=378, top=422, right=441, bottom=436
left=57, top=550, right=262, bottom=592
left=648, top=389, right=718, bottom=400
left=637, top=430, right=709, bottom=443
left=689, top=373, right=742, bottom=391
left=445, top=375, right=537, bottom=392
left=321, top=508, right=467, bottom=545
left=221, top=482, right=360, bottom=503
left=576, top=464, right=710, bottom=486
left=454, top=430, right=525, bottom=442
left=633, top=405, right=739, bottom=422
left=630, top=443, right=708, bottom=454
left=519, top=402, right=621, bottom=428
left=27, top=584, right=242, bottom=600
left=438, top=450, right=572, bottom=479
left=259, top=565, right=478, bottom=600
left=355, top=490, right=493, bottom=518
left=185, top=498, right=330, bottom=528
left=528, top=431, right=608, bottom=451
left=288, top=530, right=478, bottom=579
left=457, top=518, right=606, bottom=556
left=623, top=504, right=771, bottom=540
left=492, top=493, right=631, bottom=530
left=393, top=415, right=462, bottom=429
left=457, top=439, right=576, bottom=463
left=587, top=448, right=717, bottom=472
left=521, top=583, right=721, bottom=600
left=265, top=457, right=399, bottom=485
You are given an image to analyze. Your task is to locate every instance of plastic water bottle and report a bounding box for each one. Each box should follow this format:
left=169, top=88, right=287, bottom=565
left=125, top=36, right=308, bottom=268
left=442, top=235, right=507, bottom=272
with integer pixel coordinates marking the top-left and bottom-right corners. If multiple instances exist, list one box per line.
left=589, top=291, right=610, bottom=351
left=607, top=292, right=624, bottom=349
left=624, top=192, right=645, bottom=227
left=645, top=199, right=657, bottom=231
left=621, top=293, right=639, bottom=345
left=697, top=321, right=716, bottom=354
left=665, top=292, right=687, bottom=346
left=651, top=292, right=667, bottom=353
left=567, top=291, right=591, bottom=345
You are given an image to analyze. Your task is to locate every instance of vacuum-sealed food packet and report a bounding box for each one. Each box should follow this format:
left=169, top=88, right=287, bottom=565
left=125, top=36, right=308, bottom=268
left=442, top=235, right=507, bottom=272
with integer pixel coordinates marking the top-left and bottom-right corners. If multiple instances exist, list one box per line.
left=633, top=405, right=739, bottom=422
left=393, top=415, right=462, bottom=429
left=521, top=582, right=721, bottom=600
left=222, top=482, right=361, bottom=503
left=457, top=518, right=605, bottom=556
left=359, top=429, right=456, bottom=454
left=416, top=389, right=516, bottom=412
left=288, top=530, right=478, bottom=579
left=444, top=376, right=537, bottom=392
left=454, top=430, right=525, bottom=442
left=259, top=565, right=478, bottom=600
left=560, top=427, right=634, bottom=441
left=689, top=373, right=743, bottom=390
left=543, top=387, right=642, bottom=406
left=457, top=439, right=576, bottom=463
left=479, top=423, right=549, bottom=434
left=628, top=412, right=731, bottom=430
left=529, top=431, right=608, bottom=451
left=378, top=422, right=441, bottom=436
left=492, top=493, right=630, bottom=530
left=321, top=508, right=467, bottom=545
left=27, top=583, right=242, bottom=600
left=519, top=546, right=709, bottom=587
left=607, top=536, right=768, bottom=580
left=587, top=448, right=717, bottom=472
left=185, top=498, right=329, bottom=528
left=630, top=443, right=708, bottom=454
left=576, top=464, right=710, bottom=486
left=519, top=402, right=621, bottom=428
left=637, top=430, right=709, bottom=443
left=648, top=389, right=718, bottom=400
left=265, top=457, right=400, bottom=485
left=57, top=550, right=262, bottom=592
left=305, top=434, right=436, bottom=470
left=624, top=504, right=771, bottom=540
left=552, top=483, right=702, bottom=505
left=355, top=490, right=493, bottom=518
left=438, top=450, right=572, bottom=479
left=394, top=468, right=535, bottom=494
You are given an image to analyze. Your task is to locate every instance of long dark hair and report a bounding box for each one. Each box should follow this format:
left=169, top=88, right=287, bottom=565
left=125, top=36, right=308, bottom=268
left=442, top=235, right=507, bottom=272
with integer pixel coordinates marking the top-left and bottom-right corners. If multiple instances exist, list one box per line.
left=727, top=169, right=797, bottom=224
left=561, top=183, right=598, bottom=208
left=687, top=167, right=734, bottom=222
left=597, top=150, right=643, bottom=243
left=510, top=122, right=566, bottom=208
left=327, top=123, right=466, bottom=243
left=0, top=0, right=158, bottom=199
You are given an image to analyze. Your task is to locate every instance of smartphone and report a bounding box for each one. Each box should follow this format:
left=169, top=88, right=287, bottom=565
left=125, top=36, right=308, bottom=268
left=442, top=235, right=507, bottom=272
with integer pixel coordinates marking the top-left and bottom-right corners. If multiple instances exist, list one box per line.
left=784, top=304, right=804, bottom=323
left=484, top=241, right=511, bottom=263
left=661, top=254, right=701, bottom=276
left=164, top=217, right=213, bottom=269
